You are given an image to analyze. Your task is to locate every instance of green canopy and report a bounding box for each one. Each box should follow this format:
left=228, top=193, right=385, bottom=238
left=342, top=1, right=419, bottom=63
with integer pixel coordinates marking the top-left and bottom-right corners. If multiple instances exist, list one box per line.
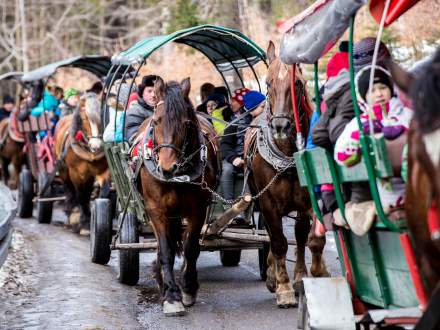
left=111, top=25, right=266, bottom=72
left=21, top=55, right=121, bottom=82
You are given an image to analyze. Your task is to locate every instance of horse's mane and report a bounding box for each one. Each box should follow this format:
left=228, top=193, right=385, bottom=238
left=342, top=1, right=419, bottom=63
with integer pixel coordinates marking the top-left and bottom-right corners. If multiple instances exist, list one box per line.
left=411, top=49, right=440, bottom=133
left=163, top=81, right=198, bottom=139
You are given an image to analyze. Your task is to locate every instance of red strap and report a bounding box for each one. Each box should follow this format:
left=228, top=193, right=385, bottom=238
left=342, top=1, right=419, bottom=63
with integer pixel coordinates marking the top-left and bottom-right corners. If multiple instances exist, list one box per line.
left=428, top=200, right=440, bottom=240
left=290, top=64, right=302, bottom=137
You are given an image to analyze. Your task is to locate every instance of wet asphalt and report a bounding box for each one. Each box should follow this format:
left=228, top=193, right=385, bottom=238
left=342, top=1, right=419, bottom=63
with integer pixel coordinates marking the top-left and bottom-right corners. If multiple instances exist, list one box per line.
left=0, top=207, right=341, bottom=330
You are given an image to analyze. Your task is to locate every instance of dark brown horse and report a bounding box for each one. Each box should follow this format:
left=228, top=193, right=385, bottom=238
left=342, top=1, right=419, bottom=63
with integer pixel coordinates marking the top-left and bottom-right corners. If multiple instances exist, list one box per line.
left=54, top=92, right=110, bottom=235
left=0, top=110, right=25, bottom=188
left=139, top=78, right=219, bottom=316
left=245, top=42, right=329, bottom=308
left=386, top=50, right=440, bottom=297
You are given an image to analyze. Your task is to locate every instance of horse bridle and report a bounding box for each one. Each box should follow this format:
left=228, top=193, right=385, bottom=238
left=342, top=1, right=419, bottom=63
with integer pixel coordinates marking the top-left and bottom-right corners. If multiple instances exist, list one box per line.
left=267, top=78, right=306, bottom=127
left=151, top=100, right=199, bottom=171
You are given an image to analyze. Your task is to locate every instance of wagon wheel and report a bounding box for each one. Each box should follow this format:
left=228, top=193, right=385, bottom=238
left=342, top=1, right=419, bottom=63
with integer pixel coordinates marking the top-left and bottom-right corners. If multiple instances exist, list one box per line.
left=17, top=168, right=33, bottom=218
left=258, top=213, right=270, bottom=280
left=118, top=212, right=139, bottom=286
left=36, top=172, right=53, bottom=224
left=90, top=198, right=112, bottom=265
left=219, top=249, right=241, bottom=267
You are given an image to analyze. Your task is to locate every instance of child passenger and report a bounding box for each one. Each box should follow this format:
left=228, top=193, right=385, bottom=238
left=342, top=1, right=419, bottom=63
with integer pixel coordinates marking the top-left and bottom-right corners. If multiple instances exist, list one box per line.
left=334, top=65, right=412, bottom=214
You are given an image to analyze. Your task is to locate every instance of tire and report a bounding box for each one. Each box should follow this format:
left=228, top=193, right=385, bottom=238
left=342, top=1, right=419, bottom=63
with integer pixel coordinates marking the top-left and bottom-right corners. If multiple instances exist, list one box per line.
left=258, top=213, right=270, bottom=280
left=118, top=213, right=139, bottom=286
left=36, top=172, right=53, bottom=224
left=219, top=250, right=241, bottom=267
left=90, top=198, right=112, bottom=265
left=18, top=168, right=33, bottom=218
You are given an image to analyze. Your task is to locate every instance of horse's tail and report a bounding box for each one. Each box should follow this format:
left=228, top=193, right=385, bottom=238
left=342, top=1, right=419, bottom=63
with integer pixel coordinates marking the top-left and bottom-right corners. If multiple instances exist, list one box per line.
left=169, top=218, right=183, bottom=257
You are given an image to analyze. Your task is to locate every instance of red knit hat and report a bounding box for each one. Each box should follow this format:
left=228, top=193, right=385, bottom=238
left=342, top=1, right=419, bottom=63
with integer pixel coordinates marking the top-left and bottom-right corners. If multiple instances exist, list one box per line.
left=231, top=88, right=250, bottom=106
left=326, top=52, right=349, bottom=80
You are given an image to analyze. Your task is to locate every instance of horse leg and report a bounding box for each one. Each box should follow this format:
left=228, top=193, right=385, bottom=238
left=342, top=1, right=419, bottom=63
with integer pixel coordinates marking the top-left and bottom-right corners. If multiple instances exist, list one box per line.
left=261, top=206, right=296, bottom=308
left=181, top=209, right=205, bottom=308
left=76, top=180, right=94, bottom=235
left=1, top=157, right=10, bottom=186
left=152, top=212, right=184, bottom=316
left=11, top=153, right=22, bottom=189
left=294, top=212, right=310, bottom=283
left=308, top=228, right=330, bottom=277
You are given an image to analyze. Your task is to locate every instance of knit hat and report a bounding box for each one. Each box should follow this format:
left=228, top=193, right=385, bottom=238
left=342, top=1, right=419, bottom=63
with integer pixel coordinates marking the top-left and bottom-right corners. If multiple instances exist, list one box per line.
left=356, top=65, right=394, bottom=102
left=326, top=52, right=349, bottom=79
left=243, top=91, right=266, bottom=112
left=64, top=88, right=79, bottom=101
left=2, top=95, right=14, bottom=105
left=232, top=88, right=250, bottom=106
left=353, top=37, right=391, bottom=72
left=206, top=93, right=226, bottom=108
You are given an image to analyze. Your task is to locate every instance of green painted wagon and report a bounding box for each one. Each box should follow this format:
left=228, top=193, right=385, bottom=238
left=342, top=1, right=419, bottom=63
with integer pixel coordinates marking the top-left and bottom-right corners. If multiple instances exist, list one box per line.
left=279, top=0, right=430, bottom=328
left=90, top=25, right=286, bottom=286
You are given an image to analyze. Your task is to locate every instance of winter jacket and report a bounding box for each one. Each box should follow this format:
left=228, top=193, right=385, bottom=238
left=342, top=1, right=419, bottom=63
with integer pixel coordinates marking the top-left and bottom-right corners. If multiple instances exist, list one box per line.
left=220, top=111, right=252, bottom=165
left=312, top=70, right=355, bottom=150
left=211, top=107, right=227, bottom=135
left=124, top=97, right=154, bottom=142
left=31, top=90, right=60, bottom=117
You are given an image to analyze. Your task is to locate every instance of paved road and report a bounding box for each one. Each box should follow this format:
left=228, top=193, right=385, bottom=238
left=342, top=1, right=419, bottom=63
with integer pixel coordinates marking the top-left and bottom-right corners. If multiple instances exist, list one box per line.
left=0, top=208, right=341, bottom=330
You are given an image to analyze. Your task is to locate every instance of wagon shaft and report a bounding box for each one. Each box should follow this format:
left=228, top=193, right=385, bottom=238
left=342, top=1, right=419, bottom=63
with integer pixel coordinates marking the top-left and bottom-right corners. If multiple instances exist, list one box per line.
left=205, top=194, right=252, bottom=236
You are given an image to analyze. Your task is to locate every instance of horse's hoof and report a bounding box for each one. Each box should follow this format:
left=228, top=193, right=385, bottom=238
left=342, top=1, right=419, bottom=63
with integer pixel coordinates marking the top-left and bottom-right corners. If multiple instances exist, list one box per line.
left=163, top=301, right=186, bottom=316
left=79, top=228, right=90, bottom=236
left=182, top=292, right=197, bottom=307
left=69, top=212, right=80, bottom=226
left=276, top=290, right=297, bottom=308
left=266, top=277, right=276, bottom=293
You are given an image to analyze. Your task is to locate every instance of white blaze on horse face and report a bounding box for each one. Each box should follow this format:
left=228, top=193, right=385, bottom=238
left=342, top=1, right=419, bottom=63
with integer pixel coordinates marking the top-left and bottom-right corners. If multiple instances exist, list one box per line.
left=84, top=93, right=103, bottom=152
left=423, top=129, right=440, bottom=168
left=278, top=65, right=289, bottom=80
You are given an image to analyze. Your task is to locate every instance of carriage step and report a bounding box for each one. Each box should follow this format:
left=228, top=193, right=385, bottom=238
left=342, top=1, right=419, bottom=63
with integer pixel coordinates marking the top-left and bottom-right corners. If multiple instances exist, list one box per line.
left=33, top=196, right=66, bottom=202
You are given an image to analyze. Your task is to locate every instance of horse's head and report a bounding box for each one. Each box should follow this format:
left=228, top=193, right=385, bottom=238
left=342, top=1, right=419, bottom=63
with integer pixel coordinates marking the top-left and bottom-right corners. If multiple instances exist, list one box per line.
left=266, top=41, right=310, bottom=143
left=152, top=77, right=199, bottom=177
left=80, top=92, right=103, bottom=153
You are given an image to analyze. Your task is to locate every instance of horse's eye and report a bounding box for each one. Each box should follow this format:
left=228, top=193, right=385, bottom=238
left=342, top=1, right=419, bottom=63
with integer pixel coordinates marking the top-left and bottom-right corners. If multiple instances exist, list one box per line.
left=266, top=82, right=272, bottom=89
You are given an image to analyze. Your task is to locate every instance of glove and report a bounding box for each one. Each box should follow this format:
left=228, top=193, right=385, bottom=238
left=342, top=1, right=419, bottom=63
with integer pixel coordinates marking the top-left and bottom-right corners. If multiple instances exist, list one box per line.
left=382, top=125, right=405, bottom=140
left=362, top=119, right=383, bottom=134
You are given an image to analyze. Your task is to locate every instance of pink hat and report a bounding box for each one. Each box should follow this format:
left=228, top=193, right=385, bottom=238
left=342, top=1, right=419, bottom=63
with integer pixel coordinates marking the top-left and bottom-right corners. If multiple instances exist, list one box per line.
left=232, top=88, right=250, bottom=106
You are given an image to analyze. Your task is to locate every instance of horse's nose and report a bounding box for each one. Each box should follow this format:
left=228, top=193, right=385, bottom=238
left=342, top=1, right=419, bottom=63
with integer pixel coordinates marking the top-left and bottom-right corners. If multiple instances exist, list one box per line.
left=271, top=118, right=291, bottom=138
left=157, top=163, right=178, bottom=178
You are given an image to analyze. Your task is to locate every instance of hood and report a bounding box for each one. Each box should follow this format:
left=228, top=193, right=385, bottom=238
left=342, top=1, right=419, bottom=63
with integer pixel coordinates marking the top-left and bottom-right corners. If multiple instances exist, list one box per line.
left=323, top=69, right=350, bottom=101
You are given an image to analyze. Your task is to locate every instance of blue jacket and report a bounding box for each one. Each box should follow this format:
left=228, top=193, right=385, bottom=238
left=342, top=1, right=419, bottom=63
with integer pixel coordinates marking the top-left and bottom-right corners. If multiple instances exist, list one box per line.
left=31, top=90, right=60, bottom=117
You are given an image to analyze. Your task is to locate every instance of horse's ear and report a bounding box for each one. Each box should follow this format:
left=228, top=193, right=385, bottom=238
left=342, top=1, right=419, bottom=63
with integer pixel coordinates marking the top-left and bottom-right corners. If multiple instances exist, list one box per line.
left=267, top=41, right=277, bottom=64
left=181, top=77, right=191, bottom=99
left=385, top=58, right=415, bottom=94
left=154, top=76, right=166, bottom=101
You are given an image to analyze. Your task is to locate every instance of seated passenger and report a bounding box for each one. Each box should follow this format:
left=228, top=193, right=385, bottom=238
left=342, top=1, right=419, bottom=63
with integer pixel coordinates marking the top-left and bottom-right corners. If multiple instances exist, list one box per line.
left=58, top=88, right=80, bottom=117
left=196, top=82, right=215, bottom=114
left=334, top=65, right=412, bottom=213
left=0, top=95, right=15, bottom=121
left=206, top=93, right=229, bottom=135
left=124, top=75, right=159, bottom=142
left=220, top=90, right=265, bottom=202
left=30, top=85, right=63, bottom=117
left=103, top=83, right=132, bottom=143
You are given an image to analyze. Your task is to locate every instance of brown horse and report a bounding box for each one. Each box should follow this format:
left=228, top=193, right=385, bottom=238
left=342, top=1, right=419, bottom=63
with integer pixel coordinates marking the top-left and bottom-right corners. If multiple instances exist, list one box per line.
left=0, top=111, right=25, bottom=188
left=245, top=42, right=329, bottom=308
left=138, top=78, right=219, bottom=316
left=54, top=92, right=109, bottom=235
left=386, top=50, right=440, bottom=297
